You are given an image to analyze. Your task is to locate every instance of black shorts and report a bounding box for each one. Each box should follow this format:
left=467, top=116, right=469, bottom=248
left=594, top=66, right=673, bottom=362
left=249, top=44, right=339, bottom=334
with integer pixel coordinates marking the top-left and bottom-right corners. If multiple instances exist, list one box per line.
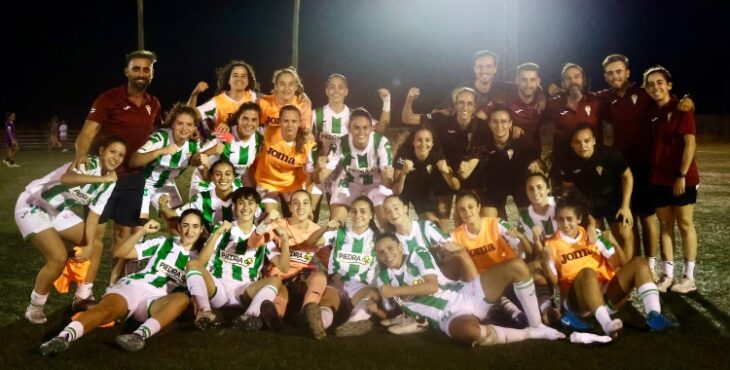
left=652, top=184, right=698, bottom=208
left=401, top=192, right=439, bottom=215
left=630, top=165, right=656, bottom=216
left=483, top=181, right=530, bottom=210
left=96, top=172, right=145, bottom=227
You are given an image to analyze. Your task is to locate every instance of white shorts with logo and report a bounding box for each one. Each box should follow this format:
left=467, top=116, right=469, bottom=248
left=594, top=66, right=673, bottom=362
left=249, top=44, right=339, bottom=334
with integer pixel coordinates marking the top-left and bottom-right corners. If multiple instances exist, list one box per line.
left=15, top=193, right=83, bottom=239
left=104, top=278, right=168, bottom=322
left=209, top=277, right=253, bottom=308
left=441, top=279, right=492, bottom=337
left=330, top=183, right=392, bottom=207
left=141, top=183, right=183, bottom=217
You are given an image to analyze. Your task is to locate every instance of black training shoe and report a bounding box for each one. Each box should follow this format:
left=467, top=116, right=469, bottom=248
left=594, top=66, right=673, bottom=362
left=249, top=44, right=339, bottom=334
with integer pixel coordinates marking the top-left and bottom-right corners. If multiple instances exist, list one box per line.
left=233, top=314, right=263, bottom=331
left=39, top=337, right=70, bottom=356
left=260, top=300, right=284, bottom=331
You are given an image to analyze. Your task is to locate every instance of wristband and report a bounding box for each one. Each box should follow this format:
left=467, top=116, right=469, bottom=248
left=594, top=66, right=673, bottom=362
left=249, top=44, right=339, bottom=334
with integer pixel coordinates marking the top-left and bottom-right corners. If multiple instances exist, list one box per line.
left=255, top=223, right=270, bottom=235
left=677, top=172, right=686, bottom=178
left=381, top=95, right=391, bottom=112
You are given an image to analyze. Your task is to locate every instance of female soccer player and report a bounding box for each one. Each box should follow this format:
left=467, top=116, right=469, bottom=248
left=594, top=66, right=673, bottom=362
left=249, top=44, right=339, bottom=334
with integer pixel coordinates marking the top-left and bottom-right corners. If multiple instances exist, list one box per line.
left=189, top=102, right=263, bottom=197
left=40, top=210, right=206, bottom=355
left=188, top=59, right=260, bottom=137
left=392, top=125, right=460, bottom=229
left=540, top=193, right=677, bottom=337
left=252, top=105, right=316, bottom=213
left=300, top=196, right=381, bottom=338
left=258, top=67, right=313, bottom=135
left=17, top=136, right=125, bottom=324
left=373, top=232, right=564, bottom=346
left=315, top=108, right=394, bottom=228
left=130, top=103, right=205, bottom=221
left=184, top=187, right=290, bottom=330
left=643, top=66, right=700, bottom=294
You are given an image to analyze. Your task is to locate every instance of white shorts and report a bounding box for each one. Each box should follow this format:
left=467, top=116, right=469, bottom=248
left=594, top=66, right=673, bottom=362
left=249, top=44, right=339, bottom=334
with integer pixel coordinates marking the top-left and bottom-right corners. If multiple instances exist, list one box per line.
left=209, top=277, right=252, bottom=308
left=15, top=193, right=83, bottom=239
left=141, top=183, right=183, bottom=217
left=104, top=278, right=167, bottom=322
left=330, top=183, right=392, bottom=207
left=340, top=280, right=369, bottom=299
left=441, top=279, right=492, bottom=337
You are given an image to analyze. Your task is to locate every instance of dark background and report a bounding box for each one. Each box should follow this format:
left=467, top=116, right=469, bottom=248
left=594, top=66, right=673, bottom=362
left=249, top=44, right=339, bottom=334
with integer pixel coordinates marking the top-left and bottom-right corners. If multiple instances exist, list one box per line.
left=3, top=0, right=728, bottom=128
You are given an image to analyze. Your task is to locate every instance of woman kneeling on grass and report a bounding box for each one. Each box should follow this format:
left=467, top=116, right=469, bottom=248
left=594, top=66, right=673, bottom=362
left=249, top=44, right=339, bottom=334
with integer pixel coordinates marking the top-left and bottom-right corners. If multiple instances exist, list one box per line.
left=540, top=192, right=677, bottom=337
left=17, top=136, right=125, bottom=324
left=372, top=232, right=564, bottom=346
left=40, top=210, right=206, bottom=355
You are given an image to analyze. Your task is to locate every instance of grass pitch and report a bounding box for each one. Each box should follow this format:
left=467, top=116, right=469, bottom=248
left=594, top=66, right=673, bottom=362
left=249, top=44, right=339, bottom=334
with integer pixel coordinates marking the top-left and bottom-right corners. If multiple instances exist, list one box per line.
left=1, top=145, right=729, bottom=369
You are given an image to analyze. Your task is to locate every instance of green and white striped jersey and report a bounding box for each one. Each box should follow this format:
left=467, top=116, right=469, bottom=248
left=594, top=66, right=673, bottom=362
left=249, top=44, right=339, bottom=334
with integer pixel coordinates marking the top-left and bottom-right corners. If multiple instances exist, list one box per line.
left=325, top=227, right=377, bottom=284
left=326, top=132, right=393, bottom=186
left=206, top=224, right=278, bottom=283
left=374, top=246, right=462, bottom=330
left=23, top=156, right=116, bottom=215
left=313, top=105, right=350, bottom=154
left=139, top=128, right=200, bottom=188
left=190, top=132, right=263, bottom=192
left=395, top=220, right=450, bottom=254
left=518, top=196, right=557, bottom=243
left=124, top=236, right=194, bottom=293
left=176, top=190, right=234, bottom=232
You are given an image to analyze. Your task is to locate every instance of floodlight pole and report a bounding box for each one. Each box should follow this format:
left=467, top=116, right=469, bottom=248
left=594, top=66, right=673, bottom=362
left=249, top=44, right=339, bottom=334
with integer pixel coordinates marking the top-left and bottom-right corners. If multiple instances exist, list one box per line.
left=292, top=0, right=300, bottom=69
left=137, top=0, right=145, bottom=50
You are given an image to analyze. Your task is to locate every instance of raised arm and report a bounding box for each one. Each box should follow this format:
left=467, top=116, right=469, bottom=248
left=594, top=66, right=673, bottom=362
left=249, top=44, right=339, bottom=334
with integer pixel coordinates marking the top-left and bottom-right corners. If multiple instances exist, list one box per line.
left=401, top=87, right=423, bottom=125
left=113, top=220, right=161, bottom=260
left=374, top=88, right=391, bottom=134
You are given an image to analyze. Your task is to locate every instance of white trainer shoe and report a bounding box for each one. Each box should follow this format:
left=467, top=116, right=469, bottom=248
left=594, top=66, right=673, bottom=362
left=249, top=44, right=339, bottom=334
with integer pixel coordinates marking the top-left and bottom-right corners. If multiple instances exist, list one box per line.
left=656, top=276, right=673, bottom=293
left=670, top=277, right=697, bottom=294
left=387, top=315, right=428, bottom=335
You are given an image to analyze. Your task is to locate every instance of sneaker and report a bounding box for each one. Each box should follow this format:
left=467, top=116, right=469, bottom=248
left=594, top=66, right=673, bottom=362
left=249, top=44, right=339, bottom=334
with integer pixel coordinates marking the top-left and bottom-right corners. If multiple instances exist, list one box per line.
left=381, top=313, right=409, bottom=327
left=25, top=306, right=47, bottom=324
left=39, top=337, right=70, bottom=356
left=115, top=333, right=146, bottom=352
left=10, top=163, right=20, bottom=168
left=260, top=300, right=284, bottom=331
left=646, top=311, right=679, bottom=332
left=601, top=318, right=623, bottom=338
left=72, top=295, right=96, bottom=312
left=303, top=302, right=326, bottom=339
left=335, top=320, right=373, bottom=337
left=194, top=310, right=221, bottom=330
left=657, top=276, right=674, bottom=293
left=560, top=310, right=592, bottom=331
left=541, top=306, right=562, bottom=327
left=233, top=314, right=263, bottom=331
left=670, top=277, right=697, bottom=294
left=527, top=324, right=566, bottom=340
left=387, top=315, right=428, bottom=335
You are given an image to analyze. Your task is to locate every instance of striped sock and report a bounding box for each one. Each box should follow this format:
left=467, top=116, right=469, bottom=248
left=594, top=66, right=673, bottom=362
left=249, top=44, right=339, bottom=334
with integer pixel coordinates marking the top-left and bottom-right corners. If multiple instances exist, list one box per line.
left=244, top=285, right=278, bottom=316
left=133, top=318, right=160, bottom=340
left=638, top=283, right=661, bottom=313
left=513, top=278, right=541, bottom=327
left=59, top=321, right=85, bottom=342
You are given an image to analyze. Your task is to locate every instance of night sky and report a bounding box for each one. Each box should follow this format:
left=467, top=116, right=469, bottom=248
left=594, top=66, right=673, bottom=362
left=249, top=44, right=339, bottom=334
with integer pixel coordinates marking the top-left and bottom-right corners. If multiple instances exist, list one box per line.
left=4, top=0, right=728, bottom=128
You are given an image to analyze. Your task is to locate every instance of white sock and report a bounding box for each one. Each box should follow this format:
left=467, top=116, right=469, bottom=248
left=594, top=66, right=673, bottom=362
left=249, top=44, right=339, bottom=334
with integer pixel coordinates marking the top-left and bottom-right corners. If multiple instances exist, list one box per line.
left=648, top=257, right=657, bottom=271
left=133, top=318, right=161, bottom=340
left=662, top=261, right=674, bottom=278
left=30, top=290, right=49, bottom=308
left=321, top=307, right=334, bottom=329
left=185, top=270, right=211, bottom=312
left=684, top=261, right=696, bottom=279
left=74, top=283, right=94, bottom=299
left=513, top=278, right=541, bottom=327
left=58, top=321, right=85, bottom=342
left=244, top=285, right=278, bottom=316
left=637, top=283, right=661, bottom=314
left=348, top=300, right=371, bottom=322
left=594, top=305, right=613, bottom=331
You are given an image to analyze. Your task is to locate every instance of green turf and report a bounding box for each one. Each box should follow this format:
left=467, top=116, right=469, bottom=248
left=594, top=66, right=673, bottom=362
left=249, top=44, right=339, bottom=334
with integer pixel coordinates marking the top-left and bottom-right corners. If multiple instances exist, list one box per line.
left=1, top=145, right=729, bottom=369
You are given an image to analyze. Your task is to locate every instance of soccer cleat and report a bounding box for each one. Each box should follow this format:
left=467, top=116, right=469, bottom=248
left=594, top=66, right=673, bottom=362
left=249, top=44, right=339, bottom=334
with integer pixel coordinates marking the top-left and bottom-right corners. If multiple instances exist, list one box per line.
left=194, top=310, right=221, bottom=330
left=233, top=314, right=263, bottom=331
left=670, top=277, right=697, bottom=294
left=387, top=315, right=428, bottom=335
left=71, top=295, right=96, bottom=312
left=646, top=311, right=679, bottom=332
left=527, top=324, right=566, bottom=340
left=380, top=313, right=409, bottom=327
left=601, top=318, right=623, bottom=338
left=115, top=333, right=146, bottom=352
left=25, top=306, right=47, bottom=324
left=39, top=337, right=70, bottom=356
left=303, top=302, right=326, bottom=340
left=335, top=320, right=373, bottom=337
left=560, top=310, right=592, bottom=331
left=656, top=276, right=673, bottom=293
left=260, top=300, right=284, bottom=332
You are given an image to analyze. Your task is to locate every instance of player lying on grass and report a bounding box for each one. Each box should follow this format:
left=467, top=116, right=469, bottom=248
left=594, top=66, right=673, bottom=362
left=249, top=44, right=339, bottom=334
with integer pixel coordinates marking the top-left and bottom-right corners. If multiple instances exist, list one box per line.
left=372, top=232, right=565, bottom=346
left=184, top=187, right=290, bottom=330
left=540, top=191, right=678, bottom=337
left=40, top=210, right=206, bottom=355
left=17, top=136, right=125, bottom=324
left=300, top=196, right=382, bottom=338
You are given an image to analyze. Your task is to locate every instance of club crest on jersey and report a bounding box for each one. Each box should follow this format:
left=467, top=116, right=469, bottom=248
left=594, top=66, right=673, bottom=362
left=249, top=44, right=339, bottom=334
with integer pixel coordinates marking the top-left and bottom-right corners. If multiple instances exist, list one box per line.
left=514, top=108, right=524, bottom=114
left=158, top=261, right=184, bottom=283
left=145, top=105, right=152, bottom=115
left=595, top=166, right=603, bottom=175
left=507, top=149, right=514, bottom=160
left=426, top=164, right=432, bottom=174
left=584, top=106, right=592, bottom=116
left=631, top=94, right=638, bottom=105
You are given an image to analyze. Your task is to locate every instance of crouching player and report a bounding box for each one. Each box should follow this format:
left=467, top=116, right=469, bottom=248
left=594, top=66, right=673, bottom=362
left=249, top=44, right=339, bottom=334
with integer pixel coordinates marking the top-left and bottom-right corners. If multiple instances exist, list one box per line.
left=184, top=187, right=290, bottom=330
left=540, top=192, right=677, bottom=337
left=373, top=232, right=565, bottom=346
left=40, top=210, right=206, bottom=355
